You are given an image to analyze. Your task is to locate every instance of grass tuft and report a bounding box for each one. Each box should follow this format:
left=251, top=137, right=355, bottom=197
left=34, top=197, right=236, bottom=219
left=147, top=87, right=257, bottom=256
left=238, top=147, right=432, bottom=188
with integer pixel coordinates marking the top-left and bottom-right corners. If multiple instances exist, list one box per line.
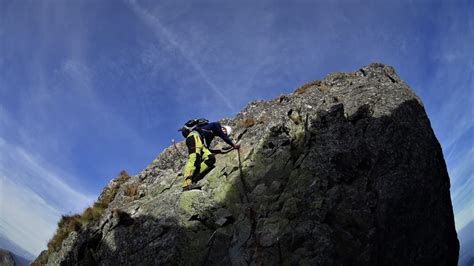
left=32, top=170, right=131, bottom=265
left=294, top=80, right=322, bottom=95
left=237, top=118, right=257, bottom=129
left=124, top=183, right=139, bottom=198
left=46, top=214, right=82, bottom=252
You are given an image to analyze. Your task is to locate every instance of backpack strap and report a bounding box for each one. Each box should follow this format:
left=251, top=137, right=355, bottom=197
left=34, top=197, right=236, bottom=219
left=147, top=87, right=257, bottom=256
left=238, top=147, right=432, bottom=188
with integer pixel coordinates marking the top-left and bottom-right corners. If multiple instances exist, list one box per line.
left=194, top=128, right=209, bottom=148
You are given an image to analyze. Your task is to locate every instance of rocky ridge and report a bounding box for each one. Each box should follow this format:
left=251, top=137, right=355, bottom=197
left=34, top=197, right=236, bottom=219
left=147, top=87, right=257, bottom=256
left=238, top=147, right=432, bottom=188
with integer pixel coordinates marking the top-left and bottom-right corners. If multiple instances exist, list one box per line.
left=34, top=63, right=459, bottom=265
left=0, top=249, right=16, bottom=266
left=0, top=248, right=30, bottom=266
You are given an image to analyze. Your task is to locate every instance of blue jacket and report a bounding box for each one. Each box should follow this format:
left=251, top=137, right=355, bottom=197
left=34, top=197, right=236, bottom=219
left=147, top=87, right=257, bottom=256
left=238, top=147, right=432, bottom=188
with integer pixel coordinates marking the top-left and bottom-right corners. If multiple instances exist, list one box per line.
left=196, top=122, right=234, bottom=148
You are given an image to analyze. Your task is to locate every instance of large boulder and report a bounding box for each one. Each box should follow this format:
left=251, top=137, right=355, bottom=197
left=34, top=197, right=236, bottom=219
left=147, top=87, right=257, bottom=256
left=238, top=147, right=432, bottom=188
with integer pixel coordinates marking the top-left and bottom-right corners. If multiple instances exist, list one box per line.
left=34, top=63, right=459, bottom=265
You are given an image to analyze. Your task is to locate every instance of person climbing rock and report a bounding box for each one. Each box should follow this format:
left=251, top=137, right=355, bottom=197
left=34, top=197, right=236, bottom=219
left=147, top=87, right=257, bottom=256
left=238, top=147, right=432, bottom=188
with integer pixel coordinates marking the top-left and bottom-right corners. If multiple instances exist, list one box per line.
left=179, top=120, right=239, bottom=191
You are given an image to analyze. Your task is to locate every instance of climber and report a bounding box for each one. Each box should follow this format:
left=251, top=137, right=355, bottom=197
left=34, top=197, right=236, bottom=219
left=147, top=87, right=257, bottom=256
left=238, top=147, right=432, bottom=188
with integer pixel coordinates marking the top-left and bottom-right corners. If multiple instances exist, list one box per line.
left=179, top=121, right=239, bottom=191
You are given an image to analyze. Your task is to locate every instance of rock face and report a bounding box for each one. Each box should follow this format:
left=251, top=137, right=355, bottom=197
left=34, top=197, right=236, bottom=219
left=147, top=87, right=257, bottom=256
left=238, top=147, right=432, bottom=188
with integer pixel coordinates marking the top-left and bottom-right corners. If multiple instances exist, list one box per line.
left=0, top=249, right=16, bottom=266
left=35, top=64, right=459, bottom=265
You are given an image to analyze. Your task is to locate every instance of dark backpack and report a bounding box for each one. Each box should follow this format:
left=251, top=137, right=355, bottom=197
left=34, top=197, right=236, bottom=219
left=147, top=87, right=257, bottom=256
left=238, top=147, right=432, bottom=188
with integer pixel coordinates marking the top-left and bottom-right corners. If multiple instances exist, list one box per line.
left=183, top=118, right=209, bottom=131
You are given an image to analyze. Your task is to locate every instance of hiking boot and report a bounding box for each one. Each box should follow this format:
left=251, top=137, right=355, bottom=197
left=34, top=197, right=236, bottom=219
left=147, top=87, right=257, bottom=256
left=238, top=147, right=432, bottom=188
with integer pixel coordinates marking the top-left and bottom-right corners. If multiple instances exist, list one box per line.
left=182, top=183, right=202, bottom=191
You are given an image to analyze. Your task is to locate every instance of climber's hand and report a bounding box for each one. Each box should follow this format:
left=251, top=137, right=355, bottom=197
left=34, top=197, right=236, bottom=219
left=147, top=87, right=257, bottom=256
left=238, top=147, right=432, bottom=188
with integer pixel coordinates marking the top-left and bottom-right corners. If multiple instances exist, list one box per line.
left=233, top=144, right=240, bottom=150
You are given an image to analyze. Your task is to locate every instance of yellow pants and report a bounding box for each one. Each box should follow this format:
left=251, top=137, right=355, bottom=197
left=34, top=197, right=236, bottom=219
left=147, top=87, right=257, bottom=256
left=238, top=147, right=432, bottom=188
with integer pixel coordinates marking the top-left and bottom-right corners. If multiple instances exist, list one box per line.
left=183, top=131, right=215, bottom=187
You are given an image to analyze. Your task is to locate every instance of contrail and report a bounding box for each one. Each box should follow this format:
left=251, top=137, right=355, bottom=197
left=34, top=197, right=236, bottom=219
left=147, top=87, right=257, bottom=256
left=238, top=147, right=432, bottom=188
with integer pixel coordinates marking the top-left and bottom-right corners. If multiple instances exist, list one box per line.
left=125, top=0, right=235, bottom=111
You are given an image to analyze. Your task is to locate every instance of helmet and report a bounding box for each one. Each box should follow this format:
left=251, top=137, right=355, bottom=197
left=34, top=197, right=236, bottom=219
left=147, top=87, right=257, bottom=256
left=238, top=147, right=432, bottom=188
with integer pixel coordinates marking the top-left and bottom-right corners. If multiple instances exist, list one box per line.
left=222, top=125, right=232, bottom=136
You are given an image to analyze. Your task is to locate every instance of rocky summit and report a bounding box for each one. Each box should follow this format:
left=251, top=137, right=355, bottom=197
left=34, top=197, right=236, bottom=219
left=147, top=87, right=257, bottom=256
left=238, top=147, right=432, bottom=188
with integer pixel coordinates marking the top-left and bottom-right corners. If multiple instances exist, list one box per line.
left=34, top=63, right=459, bottom=265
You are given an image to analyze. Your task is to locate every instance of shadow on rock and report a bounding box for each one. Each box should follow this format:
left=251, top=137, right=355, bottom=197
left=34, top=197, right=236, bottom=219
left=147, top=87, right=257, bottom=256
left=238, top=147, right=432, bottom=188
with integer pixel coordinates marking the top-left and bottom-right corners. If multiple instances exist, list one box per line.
left=210, top=99, right=458, bottom=265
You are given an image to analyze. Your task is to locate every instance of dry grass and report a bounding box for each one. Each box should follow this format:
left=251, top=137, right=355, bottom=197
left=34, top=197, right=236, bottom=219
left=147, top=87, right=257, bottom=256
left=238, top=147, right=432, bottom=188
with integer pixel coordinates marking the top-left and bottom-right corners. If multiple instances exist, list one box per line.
left=81, top=205, right=104, bottom=224
left=237, top=118, right=256, bottom=129
left=31, top=251, right=49, bottom=266
left=117, top=170, right=130, bottom=183
left=46, top=214, right=82, bottom=252
left=96, top=170, right=130, bottom=207
left=124, top=184, right=139, bottom=198
left=294, top=80, right=322, bottom=95
left=32, top=170, right=131, bottom=265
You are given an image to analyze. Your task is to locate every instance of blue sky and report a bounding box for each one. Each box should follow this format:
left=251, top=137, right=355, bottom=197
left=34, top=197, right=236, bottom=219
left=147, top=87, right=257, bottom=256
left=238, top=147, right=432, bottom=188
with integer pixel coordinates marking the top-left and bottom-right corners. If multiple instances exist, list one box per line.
left=0, top=0, right=472, bottom=258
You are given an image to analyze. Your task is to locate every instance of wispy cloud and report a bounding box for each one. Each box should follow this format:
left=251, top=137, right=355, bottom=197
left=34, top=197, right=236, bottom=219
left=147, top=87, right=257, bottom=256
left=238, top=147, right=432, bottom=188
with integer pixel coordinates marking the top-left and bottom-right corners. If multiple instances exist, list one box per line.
left=453, top=185, right=474, bottom=232
left=0, top=138, right=95, bottom=256
left=0, top=176, right=59, bottom=256
left=0, top=3, right=153, bottom=255
left=421, top=6, right=474, bottom=236
left=125, top=0, right=235, bottom=111
left=428, top=3, right=474, bottom=155
left=451, top=147, right=474, bottom=231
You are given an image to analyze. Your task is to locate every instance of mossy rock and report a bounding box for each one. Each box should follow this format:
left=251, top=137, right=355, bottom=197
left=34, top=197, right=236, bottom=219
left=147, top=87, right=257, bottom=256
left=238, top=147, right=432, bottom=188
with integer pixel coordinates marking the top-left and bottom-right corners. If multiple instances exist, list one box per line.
left=213, top=181, right=239, bottom=205
left=203, top=168, right=225, bottom=190
left=179, top=190, right=213, bottom=218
